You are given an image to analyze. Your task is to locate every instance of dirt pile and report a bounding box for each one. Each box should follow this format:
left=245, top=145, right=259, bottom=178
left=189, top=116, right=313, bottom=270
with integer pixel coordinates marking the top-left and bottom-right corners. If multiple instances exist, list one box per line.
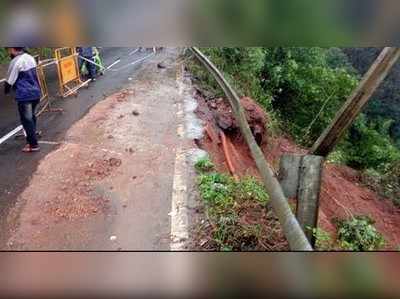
left=85, top=157, right=122, bottom=180
left=196, top=94, right=270, bottom=177
left=206, top=97, right=268, bottom=145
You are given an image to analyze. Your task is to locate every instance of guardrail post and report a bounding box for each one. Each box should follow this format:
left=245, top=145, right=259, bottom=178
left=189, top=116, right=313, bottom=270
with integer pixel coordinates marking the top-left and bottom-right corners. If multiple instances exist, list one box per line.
left=279, top=154, right=302, bottom=199
left=297, top=155, right=324, bottom=246
left=279, top=154, right=324, bottom=247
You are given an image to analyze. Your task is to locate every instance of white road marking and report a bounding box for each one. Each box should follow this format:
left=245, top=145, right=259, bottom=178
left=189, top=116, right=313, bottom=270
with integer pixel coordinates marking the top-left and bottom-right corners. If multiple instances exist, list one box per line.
left=0, top=125, right=23, bottom=145
left=38, top=141, right=61, bottom=145
left=106, top=59, right=121, bottom=70
left=109, top=49, right=156, bottom=72
left=128, top=48, right=140, bottom=56
left=170, top=69, right=190, bottom=251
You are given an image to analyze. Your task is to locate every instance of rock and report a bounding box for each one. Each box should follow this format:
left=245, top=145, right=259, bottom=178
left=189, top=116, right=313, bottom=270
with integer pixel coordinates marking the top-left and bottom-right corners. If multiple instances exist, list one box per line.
left=209, top=102, right=217, bottom=109
left=216, top=114, right=234, bottom=131
left=157, top=62, right=167, bottom=69
left=109, top=158, right=122, bottom=167
left=212, top=96, right=267, bottom=144
left=132, top=110, right=140, bottom=116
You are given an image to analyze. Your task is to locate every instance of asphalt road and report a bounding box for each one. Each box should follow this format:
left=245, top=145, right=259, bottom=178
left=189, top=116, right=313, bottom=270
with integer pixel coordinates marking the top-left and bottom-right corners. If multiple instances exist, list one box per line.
left=0, top=47, right=154, bottom=248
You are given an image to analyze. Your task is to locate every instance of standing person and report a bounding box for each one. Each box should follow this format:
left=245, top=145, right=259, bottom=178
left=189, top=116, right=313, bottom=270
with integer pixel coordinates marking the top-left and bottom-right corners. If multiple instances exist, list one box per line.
left=77, top=47, right=97, bottom=81
left=4, top=47, right=41, bottom=152
left=93, top=47, right=105, bottom=76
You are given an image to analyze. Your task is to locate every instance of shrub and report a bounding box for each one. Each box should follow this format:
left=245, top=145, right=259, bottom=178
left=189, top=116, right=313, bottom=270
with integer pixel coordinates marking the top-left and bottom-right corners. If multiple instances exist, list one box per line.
left=340, top=115, right=400, bottom=170
left=194, top=157, right=215, bottom=173
left=336, top=216, right=385, bottom=251
left=197, top=172, right=235, bottom=212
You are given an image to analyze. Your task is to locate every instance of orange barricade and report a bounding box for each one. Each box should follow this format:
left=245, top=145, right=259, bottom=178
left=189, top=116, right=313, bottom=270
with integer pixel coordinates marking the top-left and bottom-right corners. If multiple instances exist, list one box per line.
left=55, top=47, right=89, bottom=98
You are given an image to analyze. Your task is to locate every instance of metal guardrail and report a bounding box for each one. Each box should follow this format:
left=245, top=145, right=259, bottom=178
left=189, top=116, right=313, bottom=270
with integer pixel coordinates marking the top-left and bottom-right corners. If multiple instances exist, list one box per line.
left=190, top=47, right=312, bottom=251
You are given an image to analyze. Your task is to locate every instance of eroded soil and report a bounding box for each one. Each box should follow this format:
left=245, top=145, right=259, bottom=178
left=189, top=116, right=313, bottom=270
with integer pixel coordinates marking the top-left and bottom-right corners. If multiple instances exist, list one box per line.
left=194, top=93, right=400, bottom=250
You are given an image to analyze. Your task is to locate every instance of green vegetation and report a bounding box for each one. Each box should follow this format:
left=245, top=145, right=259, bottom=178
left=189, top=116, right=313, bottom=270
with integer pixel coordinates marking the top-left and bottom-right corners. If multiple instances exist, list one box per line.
left=194, top=158, right=386, bottom=251
left=1, top=47, right=54, bottom=64
left=312, top=227, right=335, bottom=251
left=197, top=172, right=236, bottom=210
left=361, top=162, right=400, bottom=207
left=310, top=219, right=385, bottom=252
left=188, top=47, right=400, bottom=205
left=261, top=47, right=359, bottom=144
left=345, top=48, right=400, bottom=147
left=194, top=157, right=215, bottom=173
left=190, top=47, right=271, bottom=108
left=235, top=176, right=269, bottom=204
left=340, top=116, right=400, bottom=170
left=336, top=216, right=385, bottom=251
left=195, top=158, right=274, bottom=251
left=0, top=48, right=9, bottom=63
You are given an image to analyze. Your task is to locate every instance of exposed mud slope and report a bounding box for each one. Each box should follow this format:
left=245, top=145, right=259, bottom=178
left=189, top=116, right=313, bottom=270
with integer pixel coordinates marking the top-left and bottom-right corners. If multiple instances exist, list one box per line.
left=195, top=94, right=400, bottom=250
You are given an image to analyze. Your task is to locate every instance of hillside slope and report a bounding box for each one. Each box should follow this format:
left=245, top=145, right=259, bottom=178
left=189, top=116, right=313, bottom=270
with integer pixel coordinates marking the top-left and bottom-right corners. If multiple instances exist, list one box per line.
left=195, top=93, right=400, bottom=250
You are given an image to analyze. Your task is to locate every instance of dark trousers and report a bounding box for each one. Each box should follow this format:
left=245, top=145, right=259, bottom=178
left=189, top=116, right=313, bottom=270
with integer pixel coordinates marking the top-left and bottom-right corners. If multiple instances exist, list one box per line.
left=18, top=99, right=39, bottom=147
left=79, top=56, right=97, bottom=79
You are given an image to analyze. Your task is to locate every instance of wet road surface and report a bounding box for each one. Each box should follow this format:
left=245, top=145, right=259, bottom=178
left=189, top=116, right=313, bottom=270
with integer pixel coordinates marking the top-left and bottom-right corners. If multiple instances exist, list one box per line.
left=0, top=47, right=157, bottom=247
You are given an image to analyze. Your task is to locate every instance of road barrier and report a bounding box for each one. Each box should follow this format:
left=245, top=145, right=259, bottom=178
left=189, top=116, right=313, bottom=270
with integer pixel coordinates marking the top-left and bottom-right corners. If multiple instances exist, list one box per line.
left=0, top=47, right=157, bottom=146
left=191, top=47, right=313, bottom=251
left=37, top=64, right=49, bottom=102
left=55, top=47, right=90, bottom=98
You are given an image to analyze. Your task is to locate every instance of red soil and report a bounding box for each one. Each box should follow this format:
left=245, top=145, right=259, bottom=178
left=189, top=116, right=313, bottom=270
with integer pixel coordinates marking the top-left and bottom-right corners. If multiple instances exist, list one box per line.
left=195, top=94, right=400, bottom=249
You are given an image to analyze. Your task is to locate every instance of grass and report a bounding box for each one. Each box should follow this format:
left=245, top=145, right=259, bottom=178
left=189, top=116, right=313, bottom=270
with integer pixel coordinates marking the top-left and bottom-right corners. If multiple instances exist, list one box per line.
left=311, top=227, right=335, bottom=251
left=195, top=157, right=215, bottom=173
left=194, top=157, right=283, bottom=251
